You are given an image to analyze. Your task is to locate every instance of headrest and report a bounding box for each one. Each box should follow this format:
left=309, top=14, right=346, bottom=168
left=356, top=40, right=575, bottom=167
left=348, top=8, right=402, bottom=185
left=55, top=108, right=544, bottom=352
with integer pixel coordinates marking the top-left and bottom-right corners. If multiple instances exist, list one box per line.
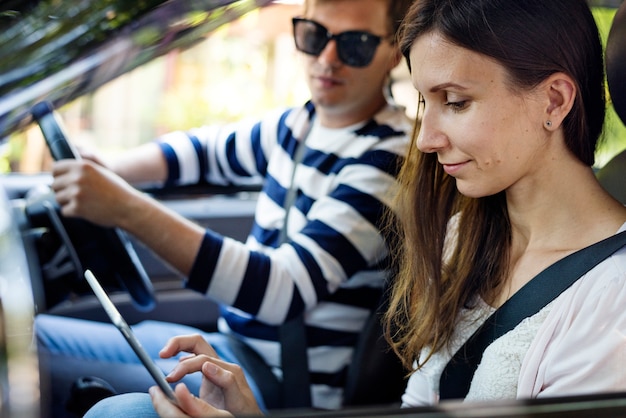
left=606, top=1, right=626, bottom=125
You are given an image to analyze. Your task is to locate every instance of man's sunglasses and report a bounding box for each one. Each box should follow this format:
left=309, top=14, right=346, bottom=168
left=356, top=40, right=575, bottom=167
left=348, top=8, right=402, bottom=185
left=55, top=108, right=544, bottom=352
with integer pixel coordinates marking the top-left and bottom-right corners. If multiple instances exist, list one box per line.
left=292, top=17, right=387, bottom=68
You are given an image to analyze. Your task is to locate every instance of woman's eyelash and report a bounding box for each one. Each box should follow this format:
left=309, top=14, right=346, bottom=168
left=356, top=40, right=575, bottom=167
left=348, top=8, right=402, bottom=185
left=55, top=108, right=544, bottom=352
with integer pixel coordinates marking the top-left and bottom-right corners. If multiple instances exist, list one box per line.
left=445, top=100, right=468, bottom=111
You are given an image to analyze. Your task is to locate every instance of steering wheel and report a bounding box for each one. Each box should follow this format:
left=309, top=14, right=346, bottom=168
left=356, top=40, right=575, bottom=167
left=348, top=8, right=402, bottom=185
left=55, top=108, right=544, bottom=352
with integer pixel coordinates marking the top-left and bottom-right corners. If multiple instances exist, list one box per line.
left=29, top=101, right=155, bottom=311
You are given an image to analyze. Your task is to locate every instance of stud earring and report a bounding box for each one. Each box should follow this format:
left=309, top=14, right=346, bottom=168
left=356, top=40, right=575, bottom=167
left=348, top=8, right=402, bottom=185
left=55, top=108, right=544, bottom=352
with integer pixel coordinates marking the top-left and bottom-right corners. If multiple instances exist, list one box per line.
left=545, top=120, right=552, bottom=128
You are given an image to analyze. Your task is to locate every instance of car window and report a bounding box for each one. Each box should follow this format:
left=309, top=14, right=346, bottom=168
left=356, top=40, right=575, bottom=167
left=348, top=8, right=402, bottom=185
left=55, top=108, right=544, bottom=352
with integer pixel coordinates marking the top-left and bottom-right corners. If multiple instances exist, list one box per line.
left=593, top=5, right=626, bottom=166
left=1, top=2, right=625, bottom=176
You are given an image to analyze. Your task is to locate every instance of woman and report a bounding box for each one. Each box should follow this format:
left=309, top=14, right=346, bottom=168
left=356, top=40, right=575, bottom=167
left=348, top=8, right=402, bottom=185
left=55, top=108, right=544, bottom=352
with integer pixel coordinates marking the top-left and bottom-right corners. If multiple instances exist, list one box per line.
left=384, top=0, right=626, bottom=407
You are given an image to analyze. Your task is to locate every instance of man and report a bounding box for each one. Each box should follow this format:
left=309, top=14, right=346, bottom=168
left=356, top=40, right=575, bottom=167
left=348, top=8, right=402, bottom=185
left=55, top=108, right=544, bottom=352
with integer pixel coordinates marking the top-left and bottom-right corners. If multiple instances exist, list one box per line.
left=36, top=0, right=413, bottom=413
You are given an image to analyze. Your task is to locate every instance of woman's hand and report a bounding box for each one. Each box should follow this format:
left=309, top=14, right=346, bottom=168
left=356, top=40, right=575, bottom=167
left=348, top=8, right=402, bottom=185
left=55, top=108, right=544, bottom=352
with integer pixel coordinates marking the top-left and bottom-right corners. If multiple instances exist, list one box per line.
left=158, top=335, right=263, bottom=416
left=150, top=381, right=234, bottom=418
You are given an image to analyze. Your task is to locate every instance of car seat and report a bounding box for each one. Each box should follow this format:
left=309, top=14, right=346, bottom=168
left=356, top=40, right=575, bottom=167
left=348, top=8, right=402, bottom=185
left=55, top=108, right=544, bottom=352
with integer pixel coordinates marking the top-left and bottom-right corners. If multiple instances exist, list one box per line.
left=341, top=294, right=406, bottom=407
left=597, top=0, right=626, bottom=204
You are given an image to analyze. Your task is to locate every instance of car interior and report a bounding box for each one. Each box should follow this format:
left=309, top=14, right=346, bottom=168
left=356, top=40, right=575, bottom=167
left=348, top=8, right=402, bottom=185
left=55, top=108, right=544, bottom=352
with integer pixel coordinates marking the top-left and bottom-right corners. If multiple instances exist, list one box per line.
left=0, top=0, right=625, bottom=417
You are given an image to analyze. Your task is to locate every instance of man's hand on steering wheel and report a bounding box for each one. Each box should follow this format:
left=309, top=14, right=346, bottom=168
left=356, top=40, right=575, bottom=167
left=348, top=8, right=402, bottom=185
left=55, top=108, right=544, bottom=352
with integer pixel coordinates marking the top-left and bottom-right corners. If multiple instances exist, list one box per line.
left=51, top=159, right=143, bottom=229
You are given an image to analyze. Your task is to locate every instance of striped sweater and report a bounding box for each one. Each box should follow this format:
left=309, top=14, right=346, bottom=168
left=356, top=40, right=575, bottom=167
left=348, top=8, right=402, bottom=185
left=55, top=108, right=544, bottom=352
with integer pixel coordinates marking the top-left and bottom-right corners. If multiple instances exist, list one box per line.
left=156, top=100, right=411, bottom=409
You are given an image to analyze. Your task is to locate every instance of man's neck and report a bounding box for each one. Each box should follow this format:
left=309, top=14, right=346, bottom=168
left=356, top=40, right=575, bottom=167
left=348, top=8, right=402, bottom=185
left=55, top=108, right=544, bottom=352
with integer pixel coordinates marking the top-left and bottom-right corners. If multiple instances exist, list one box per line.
left=315, top=95, right=389, bottom=129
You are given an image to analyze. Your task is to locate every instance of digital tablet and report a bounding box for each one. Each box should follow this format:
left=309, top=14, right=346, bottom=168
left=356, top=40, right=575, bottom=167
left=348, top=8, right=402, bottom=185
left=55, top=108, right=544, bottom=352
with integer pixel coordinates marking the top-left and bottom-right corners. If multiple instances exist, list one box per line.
left=83, top=269, right=178, bottom=404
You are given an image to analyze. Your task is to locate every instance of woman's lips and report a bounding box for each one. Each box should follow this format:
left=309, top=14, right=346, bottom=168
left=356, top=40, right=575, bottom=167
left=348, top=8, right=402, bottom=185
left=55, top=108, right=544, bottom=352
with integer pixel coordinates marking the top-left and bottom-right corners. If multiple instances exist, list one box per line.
left=442, top=161, right=468, bottom=175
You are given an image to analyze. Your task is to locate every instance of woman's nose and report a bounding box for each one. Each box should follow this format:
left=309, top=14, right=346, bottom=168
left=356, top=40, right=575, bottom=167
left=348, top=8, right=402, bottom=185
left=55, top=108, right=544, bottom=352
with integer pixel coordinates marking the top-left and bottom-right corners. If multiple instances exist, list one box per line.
left=416, top=113, right=448, bottom=153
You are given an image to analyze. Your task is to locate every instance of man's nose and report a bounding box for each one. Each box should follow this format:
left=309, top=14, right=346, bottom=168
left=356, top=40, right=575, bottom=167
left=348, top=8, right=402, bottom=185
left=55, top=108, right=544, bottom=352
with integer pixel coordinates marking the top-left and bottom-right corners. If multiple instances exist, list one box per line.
left=317, top=38, right=342, bottom=67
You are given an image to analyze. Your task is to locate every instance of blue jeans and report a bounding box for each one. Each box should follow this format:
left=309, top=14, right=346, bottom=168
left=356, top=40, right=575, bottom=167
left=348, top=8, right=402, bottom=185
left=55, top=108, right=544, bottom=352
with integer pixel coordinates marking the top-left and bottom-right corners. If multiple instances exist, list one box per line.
left=35, top=315, right=267, bottom=416
left=84, top=393, right=157, bottom=418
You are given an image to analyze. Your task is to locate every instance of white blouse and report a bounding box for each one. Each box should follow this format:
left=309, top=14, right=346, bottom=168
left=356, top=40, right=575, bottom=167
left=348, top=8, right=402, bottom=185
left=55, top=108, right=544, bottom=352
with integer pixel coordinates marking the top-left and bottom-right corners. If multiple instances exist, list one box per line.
left=402, top=222, right=626, bottom=407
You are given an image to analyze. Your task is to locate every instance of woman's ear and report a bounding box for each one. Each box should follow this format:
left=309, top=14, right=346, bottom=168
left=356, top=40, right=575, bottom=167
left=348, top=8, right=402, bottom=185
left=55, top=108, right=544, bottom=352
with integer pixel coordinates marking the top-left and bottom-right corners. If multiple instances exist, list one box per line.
left=543, top=72, right=576, bottom=130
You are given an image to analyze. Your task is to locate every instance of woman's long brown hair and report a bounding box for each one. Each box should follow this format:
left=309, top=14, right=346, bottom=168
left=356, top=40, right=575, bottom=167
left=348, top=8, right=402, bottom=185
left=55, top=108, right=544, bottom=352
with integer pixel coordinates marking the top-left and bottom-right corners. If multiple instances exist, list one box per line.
left=383, top=124, right=510, bottom=371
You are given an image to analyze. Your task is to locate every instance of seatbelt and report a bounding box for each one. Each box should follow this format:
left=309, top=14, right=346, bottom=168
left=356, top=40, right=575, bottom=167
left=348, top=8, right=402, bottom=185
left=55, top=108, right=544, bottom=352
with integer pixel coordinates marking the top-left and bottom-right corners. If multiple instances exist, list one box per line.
left=439, top=229, right=626, bottom=400
left=278, top=314, right=311, bottom=408
left=277, top=118, right=313, bottom=409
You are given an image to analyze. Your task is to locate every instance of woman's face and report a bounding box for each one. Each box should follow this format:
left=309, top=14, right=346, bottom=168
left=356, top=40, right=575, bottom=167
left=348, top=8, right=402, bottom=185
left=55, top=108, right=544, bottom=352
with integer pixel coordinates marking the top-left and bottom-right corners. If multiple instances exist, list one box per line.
left=409, top=31, right=549, bottom=198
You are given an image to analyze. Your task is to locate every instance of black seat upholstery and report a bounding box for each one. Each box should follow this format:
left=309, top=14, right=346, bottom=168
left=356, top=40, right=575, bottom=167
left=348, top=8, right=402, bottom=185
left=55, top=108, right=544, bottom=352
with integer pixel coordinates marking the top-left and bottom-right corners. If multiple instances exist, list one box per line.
left=597, top=1, right=626, bottom=204
left=341, top=296, right=406, bottom=407
left=597, top=150, right=626, bottom=204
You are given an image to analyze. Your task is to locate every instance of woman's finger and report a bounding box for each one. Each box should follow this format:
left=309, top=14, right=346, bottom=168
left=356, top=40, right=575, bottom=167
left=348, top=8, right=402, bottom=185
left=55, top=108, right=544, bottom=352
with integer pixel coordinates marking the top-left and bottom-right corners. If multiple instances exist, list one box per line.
left=200, top=359, right=263, bottom=416
left=166, top=354, right=213, bottom=382
left=159, top=334, right=217, bottom=359
left=166, top=383, right=234, bottom=418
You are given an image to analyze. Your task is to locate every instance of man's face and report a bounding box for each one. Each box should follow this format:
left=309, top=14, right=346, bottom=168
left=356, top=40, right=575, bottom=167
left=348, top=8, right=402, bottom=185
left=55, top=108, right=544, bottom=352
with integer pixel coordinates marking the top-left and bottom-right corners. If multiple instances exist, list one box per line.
left=298, top=0, right=399, bottom=127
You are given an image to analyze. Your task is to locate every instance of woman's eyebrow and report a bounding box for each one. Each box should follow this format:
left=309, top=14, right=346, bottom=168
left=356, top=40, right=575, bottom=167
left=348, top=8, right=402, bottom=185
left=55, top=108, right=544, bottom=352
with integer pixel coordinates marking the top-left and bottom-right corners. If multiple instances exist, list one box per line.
left=429, top=82, right=468, bottom=93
